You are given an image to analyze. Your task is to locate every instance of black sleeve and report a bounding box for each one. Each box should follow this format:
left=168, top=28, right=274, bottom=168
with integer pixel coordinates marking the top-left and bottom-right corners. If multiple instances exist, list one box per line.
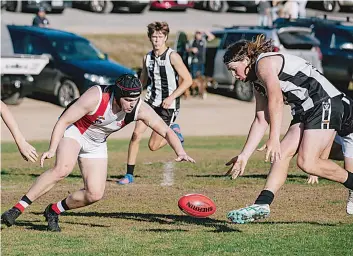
left=32, top=17, right=40, bottom=26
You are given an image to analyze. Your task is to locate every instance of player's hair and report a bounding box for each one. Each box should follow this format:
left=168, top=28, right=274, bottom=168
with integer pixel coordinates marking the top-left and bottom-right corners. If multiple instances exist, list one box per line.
left=223, top=34, right=273, bottom=81
left=147, top=21, right=170, bottom=38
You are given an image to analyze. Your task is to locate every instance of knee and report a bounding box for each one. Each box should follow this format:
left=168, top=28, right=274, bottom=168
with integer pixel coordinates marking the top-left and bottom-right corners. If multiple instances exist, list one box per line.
left=297, top=155, right=316, bottom=175
left=148, top=142, right=160, bottom=151
left=85, top=190, right=104, bottom=204
left=131, top=131, right=143, bottom=143
left=51, top=165, right=72, bottom=180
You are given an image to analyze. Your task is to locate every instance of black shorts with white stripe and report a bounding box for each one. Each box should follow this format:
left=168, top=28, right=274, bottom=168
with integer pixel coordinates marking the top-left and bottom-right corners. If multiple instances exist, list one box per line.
left=146, top=102, right=179, bottom=126
left=290, top=95, right=344, bottom=130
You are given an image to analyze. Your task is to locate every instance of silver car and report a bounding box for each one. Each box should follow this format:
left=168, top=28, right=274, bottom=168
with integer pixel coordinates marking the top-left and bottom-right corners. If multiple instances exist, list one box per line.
left=175, top=26, right=323, bottom=101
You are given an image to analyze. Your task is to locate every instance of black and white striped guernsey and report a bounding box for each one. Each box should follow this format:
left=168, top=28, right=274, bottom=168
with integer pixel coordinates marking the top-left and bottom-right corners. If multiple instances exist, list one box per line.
left=254, top=52, right=342, bottom=116
left=144, top=47, right=180, bottom=110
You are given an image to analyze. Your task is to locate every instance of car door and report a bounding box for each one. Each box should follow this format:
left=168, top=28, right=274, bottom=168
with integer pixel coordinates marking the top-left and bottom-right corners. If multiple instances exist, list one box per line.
left=25, top=34, right=60, bottom=93
left=325, top=30, right=353, bottom=84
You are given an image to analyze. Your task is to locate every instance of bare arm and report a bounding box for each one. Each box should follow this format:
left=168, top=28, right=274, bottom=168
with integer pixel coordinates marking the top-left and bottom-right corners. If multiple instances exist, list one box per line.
left=1, top=101, right=38, bottom=162
left=169, top=52, right=193, bottom=99
left=240, top=90, right=270, bottom=158
left=256, top=56, right=283, bottom=162
left=225, top=90, right=269, bottom=178
left=137, top=102, right=195, bottom=162
left=1, top=101, right=27, bottom=147
left=204, top=31, right=215, bottom=41
left=41, top=86, right=100, bottom=166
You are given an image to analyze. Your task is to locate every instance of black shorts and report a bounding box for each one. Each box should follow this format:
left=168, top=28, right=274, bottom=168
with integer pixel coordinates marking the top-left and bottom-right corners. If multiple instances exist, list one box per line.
left=147, top=102, right=179, bottom=126
left=290, top=96, right=344, bottom=130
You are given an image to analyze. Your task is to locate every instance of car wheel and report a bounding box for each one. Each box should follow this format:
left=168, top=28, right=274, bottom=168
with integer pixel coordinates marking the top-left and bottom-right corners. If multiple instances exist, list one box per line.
left=89, top=0, right=111, bottom=13
left=6, top=0, right=21, bottom=12
left=234, top=80, right=254, bottom=102
left=2, top=92, right=24, bottom=105
left=207, top=0, right=225, bottom=12
left=322, top=0, right=336, bottom=12
left=57, top=80, right=80, bottom=107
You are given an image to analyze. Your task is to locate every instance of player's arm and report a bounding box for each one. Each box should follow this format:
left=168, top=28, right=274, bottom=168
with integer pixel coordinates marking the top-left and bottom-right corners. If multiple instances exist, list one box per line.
left=140, top=55, right=148, bottom=87
left=240, top=90, right=270, bottom=158
left=256, top=56, right=283, bottom=163
left=1, top=101, right=38, bottom=162
left=136, top=101, right=195, bottom=162
left=225, top=90, right=269, bottom=179
left=41, top=87, right=100, bottom=166
left=169, top=52, right=193, bottom=99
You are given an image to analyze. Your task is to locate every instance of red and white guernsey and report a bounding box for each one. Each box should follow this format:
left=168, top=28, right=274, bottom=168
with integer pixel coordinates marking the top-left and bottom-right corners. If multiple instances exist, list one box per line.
left=72, top=85, right=141, bottom=143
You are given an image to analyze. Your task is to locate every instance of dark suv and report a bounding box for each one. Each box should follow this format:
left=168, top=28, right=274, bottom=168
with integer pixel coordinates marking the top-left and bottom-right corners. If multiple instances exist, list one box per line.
left=7, top=25, right=135, bottom=107
left=274, top=17, right=353, bottom=96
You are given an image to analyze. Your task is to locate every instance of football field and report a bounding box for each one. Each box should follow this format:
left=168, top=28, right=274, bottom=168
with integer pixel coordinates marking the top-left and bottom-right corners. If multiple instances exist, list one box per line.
left=1, top=136, right=353, bottom=256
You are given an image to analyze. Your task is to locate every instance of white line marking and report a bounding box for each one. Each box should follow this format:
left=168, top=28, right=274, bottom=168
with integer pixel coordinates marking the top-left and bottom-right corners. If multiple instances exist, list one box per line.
left=161, top=161, right=174, bottom=186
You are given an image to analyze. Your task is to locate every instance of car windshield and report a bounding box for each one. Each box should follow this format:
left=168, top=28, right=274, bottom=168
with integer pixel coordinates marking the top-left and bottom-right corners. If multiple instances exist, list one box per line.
left=51, top=38, right=105, bottom=61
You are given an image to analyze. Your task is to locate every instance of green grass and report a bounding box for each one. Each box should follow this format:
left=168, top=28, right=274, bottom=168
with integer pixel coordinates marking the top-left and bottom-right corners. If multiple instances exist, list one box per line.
left=2, top=136, right=353, bottom=256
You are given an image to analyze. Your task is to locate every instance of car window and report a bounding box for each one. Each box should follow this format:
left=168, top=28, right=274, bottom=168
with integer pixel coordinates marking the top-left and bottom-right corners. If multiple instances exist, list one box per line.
left=331, top=30, right=353, bottom=50
left=51, top=38, right=105, bottom=61
left=26, top=35, right=52, bottom=55
left=222, top=32, right=263, bottom=49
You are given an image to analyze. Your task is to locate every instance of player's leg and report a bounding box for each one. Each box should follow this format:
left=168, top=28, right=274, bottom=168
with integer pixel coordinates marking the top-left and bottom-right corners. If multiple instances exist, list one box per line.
left=44, top=143, right=108, bottom=232
left=341, top=134, right=353, bottom=214
left=296, top=129, right=350, bottom=183
left=1, top=137, right=81, bottom=227
left=148, top=108, right=182, bottom=151
left=227, top=123, right=303, bottom=224
left=118, top=120, right=148, bottom=185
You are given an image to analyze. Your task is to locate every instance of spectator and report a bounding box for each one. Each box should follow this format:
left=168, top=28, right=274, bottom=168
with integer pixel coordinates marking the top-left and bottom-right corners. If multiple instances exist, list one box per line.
left=282, top=0, right=299, bottom=19
left=258, top=0, right=271, bottom=26
left=298, top=0, right=307, bottom=18
left=32, top=7, right=50, bottom=28
left=188, top=30, right=215, bottom=79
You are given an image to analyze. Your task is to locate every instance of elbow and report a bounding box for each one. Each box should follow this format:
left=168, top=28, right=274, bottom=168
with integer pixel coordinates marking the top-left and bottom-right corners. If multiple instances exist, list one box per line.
left=255, top=116, right=269, bottom=128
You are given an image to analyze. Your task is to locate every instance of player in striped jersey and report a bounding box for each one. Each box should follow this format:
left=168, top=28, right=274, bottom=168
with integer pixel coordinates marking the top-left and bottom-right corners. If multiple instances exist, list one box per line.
left=1, top=74, right=195, bottom=232
left=118, top=22, right=192, bottom=185
left=222, top=35, right=353, bottom=223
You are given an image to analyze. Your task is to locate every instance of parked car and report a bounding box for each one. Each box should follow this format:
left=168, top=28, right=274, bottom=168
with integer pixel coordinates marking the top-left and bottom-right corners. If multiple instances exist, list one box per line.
left=7, top=25, right=135, bottom=107
left=72, top=1, right=149, bottom=13
left=5, top=0, right=71, bottom=13
left=1, top=23, right=48, bottom=105
left=175, top=26, right=323, bottom=101
left=193, top=1, right=258, bottom=12
left=274, top=17, right=353, bottom=96
left=307, top=0, right=353, bottom=12
left=150, top=0, right=194, bottom=11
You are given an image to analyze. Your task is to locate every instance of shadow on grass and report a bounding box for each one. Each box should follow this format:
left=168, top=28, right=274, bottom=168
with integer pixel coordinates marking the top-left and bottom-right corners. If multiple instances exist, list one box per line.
left=252, top=221, right=339, bottom=226
left=62, top=211, right=241, bottom=233
left=187, top=174, right=308, bottom=180
left=1, top=170, right=83, bottom=179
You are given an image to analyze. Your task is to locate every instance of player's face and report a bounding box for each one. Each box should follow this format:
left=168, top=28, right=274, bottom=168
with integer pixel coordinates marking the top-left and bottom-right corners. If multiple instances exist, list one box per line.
left=226, top=59, right=249, bottom=81
left=150, top=31, right=167, bottom=50
left=120, top=97, right=139, bottom=113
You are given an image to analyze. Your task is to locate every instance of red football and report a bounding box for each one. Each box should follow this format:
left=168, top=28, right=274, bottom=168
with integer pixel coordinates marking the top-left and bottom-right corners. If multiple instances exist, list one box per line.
left=178, top=194, right=216, bottom=218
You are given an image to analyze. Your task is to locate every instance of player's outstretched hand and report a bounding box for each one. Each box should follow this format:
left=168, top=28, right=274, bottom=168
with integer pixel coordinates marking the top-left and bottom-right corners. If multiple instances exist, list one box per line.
left=307, top=175, right=319, bottom=185
left=40, top=150, right=55, bottom=167
left=225, top=154, right=248, bottom=179
left=175, top=154, right=195, bottom=163
left=18, top=140, right=38, bottom=163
